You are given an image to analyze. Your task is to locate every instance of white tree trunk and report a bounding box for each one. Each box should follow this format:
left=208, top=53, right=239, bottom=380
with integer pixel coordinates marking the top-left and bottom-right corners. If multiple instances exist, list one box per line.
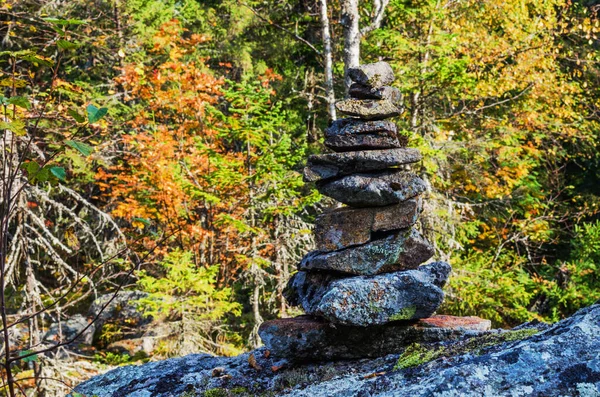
left=320, top=0, right=337, bottom=120
left=341, top=0, right=361, bottom=93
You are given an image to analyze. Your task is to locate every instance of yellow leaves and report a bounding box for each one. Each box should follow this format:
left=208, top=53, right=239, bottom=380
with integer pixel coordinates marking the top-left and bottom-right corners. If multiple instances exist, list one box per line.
left=465, top=183, right=479, bottom=193
left=0, top=119, right=26, bottom=136
left=64, top=228, right=80, bottom=249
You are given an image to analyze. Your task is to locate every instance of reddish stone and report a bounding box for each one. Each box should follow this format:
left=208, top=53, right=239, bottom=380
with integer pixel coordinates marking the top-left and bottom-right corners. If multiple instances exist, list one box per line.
left=418, top=315, right=492, bottom=332
left=258, top=314, right=491, bottom=361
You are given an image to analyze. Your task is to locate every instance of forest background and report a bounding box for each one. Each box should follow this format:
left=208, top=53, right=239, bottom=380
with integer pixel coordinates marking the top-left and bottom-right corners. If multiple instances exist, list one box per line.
left=1, top=0, right=600, bottom=395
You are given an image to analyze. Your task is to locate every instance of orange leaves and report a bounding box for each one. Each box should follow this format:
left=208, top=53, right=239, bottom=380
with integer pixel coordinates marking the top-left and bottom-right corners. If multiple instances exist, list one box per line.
left=99, top=21, right=267, bottom=283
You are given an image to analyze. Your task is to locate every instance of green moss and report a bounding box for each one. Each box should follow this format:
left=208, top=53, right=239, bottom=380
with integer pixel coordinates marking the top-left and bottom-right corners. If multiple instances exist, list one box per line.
left=368, top=302, right=383, bottom=313
left=394, top=328, right=540, bottom=370
left=394, top=343, right=445, bottom=369
left=202, top=389, right=228, bottom=397
left=389, top=306, right=417, bottom=321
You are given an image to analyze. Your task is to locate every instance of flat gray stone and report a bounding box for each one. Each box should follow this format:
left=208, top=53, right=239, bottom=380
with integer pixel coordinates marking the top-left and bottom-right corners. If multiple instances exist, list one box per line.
left=285, top=262, right=452, bottom=326
left=317, top=170, right=427, bottom=207
left=324, top=118, right=404, bottom=152
left=300, top=228, right=433, bottom=275
left=258, top=315, right=489, bottom=361
left=315, top=198, right=422, bottom=251
left=303, top=148, right=421, bottom=182
left=326, top=119, right=397, bottom=137
left=349, top=84, right=402, bottom=104
left=347, top=62, right=395, bottom=88
left=336, top=99, right=402, bottom=120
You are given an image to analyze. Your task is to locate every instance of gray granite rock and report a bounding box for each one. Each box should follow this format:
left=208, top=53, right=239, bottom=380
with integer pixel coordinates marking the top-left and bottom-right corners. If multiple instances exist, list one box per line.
left=303, top=148, right=421, bottom=182
left=258, top=315, right=490, bottom=361
left=74, top=303, right=600, bottom=397
left=317, top=170, right=427, bottom=207
left=314, top=199, right=422, bottom=251
left=349, top=84, right=402, bottom=104
left=300, top=228, right=433, bottom=276
left=324, top=118, right=404, bottom=152
left=43, top=314, right=95, bottom=346
left=347, top=62, right=395, bottom=88
left=336, top=99, right=402, bottom=120
left=285, top=262, right=451, bottom=326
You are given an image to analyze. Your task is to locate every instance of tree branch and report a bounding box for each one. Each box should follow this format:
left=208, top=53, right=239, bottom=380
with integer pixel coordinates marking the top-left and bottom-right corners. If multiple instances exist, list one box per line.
left=241, top=4, right=322, bottom=55
left=361, top=0, right=390, bottom=35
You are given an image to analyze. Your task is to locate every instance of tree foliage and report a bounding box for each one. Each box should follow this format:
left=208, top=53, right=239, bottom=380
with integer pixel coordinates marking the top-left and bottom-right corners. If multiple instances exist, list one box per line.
left=1, top=0, right=600, bottom=393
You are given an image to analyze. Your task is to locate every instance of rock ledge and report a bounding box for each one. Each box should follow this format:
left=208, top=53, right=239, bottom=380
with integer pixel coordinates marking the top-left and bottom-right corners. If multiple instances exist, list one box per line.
left=74, top=303, right=600, bottom=397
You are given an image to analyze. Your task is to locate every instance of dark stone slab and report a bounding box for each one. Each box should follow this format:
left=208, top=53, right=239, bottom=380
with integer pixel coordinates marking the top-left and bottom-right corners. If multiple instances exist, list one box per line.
left=347, top=62, right=395, bottom=88
left=300, top=227, right=433, bottom=275
left=324, top=118, right=404, bottom=152
left=349, top=84, right=402, bottom=104
left=317, top=170, right=427, bottom=207
left=285, top=262, right=452, bottom=326
left=303, top=148, right=421, bottom=182
left=336, top=99, right=402, bottom=120
left=314, top=198, right=422, bottom=251
left=258, top=314, right=489, bottom=361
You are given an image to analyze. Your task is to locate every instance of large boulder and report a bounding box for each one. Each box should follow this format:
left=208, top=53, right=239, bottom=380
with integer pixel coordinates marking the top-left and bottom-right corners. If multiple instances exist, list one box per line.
left=314, top=199, right=422, bottom=251
left=300, top=228, right=433, bottom=276
left=324, top=118, right=404, bottom=152
left=88, top=290, right=150, bottom=345
left=317, top=170, right=427, bottom=207
left=303, top=148, right=421, bottom=182
left=43, top=314, right=95, bottom=346
left=285, top=262, right=451, bottom=326
left=73, top=303, right=600, bottom=397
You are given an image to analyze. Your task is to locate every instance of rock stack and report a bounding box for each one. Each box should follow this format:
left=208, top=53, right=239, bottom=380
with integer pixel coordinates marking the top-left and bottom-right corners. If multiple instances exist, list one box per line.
left=259, top=62, right=488, bottom=361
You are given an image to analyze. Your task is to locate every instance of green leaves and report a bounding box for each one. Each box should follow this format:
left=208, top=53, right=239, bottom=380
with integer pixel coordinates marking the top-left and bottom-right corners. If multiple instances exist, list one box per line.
left=0, top=50, right=57, bottom=67
left=68, top=108, right=86, bottom=123
left=57, top=39, right=79, bottom=50
left=65, top=140, right=94, bottom=156
left=18, top=350, right=38, bottom=363
left=49, top=166, right=66, bottom=181
left=132, top=217, right=152, bottom=228
left=8, top=96, right=31, bottom=110
left=43, top=17, right=86, bottom=26
left=22, top=162, right=66, bottom=183
left=0, top=120, right=26, bottom=136
left=86, top=104, right=108, bottom=123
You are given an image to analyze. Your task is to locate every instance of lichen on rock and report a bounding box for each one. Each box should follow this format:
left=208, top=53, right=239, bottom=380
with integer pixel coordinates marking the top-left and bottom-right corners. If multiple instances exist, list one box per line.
left=73, top=303, right=600, bottom=397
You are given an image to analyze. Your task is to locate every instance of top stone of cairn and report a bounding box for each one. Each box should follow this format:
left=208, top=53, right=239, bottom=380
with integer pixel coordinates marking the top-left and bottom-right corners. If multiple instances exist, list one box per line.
left=347, top=61, right=395, bottom=89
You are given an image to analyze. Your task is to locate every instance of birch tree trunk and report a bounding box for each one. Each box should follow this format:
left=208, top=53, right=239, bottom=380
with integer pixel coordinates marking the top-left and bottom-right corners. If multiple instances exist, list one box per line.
left=341, top=0, right=361, bottom=93
left=320, top=0, right=337, bottom=120
left=339, top=0, right=390, bottom=94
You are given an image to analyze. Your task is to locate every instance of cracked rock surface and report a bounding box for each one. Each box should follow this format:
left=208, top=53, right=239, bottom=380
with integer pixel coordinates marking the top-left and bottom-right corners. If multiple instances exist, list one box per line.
left=303, top=148, right=421, bottom=182
left=285, top=262, right=450, bottom=326
left=299, top=228, right=433, bottom=276
left=317, top=170, right=427, bottom=207
left=314, top=199, right=422, bottom=251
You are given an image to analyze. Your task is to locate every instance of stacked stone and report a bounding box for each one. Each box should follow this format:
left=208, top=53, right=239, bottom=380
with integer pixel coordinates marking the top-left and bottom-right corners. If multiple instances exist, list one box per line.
left=259, top=62, right=487, bottom=361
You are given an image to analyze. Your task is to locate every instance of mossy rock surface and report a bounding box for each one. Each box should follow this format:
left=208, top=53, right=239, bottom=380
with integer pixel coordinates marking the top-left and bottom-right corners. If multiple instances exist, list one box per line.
left=74, top=303, right=600, bottom=397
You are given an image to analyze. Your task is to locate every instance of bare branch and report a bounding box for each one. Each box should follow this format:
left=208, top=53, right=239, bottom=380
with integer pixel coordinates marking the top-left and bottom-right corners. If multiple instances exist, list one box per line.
left=241, top=3, right=322, bottom=55
left=361, top=0, right=390, bottom=35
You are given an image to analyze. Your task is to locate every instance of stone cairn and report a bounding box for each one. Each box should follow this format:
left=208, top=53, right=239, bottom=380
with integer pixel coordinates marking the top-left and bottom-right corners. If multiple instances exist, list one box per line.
left=259, top=62, right=490, bottom=362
